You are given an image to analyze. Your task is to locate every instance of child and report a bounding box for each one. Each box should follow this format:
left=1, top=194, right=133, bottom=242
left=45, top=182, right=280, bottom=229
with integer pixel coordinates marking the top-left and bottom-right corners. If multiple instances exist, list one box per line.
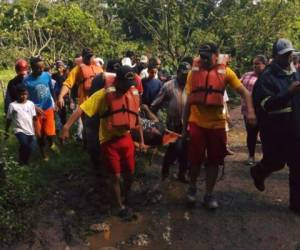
left=5, top=84, right=37, bottom=165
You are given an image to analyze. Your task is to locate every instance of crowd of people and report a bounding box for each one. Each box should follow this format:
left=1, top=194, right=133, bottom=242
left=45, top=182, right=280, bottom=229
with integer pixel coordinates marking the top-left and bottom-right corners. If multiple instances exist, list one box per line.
left=3, top=38, right=300, bottom=218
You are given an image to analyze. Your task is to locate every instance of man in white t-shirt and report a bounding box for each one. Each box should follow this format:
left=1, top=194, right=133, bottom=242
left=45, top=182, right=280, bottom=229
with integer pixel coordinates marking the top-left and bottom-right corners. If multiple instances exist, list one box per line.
left=5, top=84, right=37, bottom=165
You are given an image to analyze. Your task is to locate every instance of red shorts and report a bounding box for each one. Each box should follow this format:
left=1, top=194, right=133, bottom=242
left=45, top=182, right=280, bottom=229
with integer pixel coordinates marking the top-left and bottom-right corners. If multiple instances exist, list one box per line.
left=188, top=123, right=227, bottom=166
left=100, top=134, right=135, bottom=175
left=36, top=108, right=56, bottom=137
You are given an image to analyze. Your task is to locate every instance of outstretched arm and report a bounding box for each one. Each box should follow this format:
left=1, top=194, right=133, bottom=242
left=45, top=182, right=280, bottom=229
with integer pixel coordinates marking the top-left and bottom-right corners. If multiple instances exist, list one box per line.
left=141, top=104, right=159, bottom=122
left=61, top=107, right=83, bottom=141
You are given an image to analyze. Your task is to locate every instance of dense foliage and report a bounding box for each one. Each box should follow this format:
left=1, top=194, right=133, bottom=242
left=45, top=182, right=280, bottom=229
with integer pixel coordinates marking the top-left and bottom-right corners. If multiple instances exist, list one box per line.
left=0, top=0, right=300, bottom=72
left=0, top=0, right=300, bottom=246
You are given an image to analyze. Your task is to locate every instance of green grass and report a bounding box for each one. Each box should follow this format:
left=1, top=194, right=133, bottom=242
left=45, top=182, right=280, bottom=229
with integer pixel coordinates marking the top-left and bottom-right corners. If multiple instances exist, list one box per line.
left=0, top=68, right=152, bottom=246
left=0, top=69, right=92, bottom=245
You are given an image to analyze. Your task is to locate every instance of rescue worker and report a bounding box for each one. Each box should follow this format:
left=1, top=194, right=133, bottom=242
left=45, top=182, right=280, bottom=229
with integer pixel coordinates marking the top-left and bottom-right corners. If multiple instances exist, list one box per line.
left=57, top=47, right=103, bottom=144
left=4, top=59, right=29, bottom=114
left=251, top=38, right=300, bottom=215
left=61, top=65, right=141, bottom=218
left=182, top=43, right=256, bottom=209
left=84, top=59, right=123, bottom=171
left=58, top=48, right=103, bottom=106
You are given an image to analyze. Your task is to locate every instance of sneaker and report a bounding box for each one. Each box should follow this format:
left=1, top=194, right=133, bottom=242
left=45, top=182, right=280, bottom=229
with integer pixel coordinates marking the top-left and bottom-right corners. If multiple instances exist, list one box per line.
left=247, top=157, right=255, bottom=166
left=50, top=143, right=60, bottom=154
left=203, top=194, right=219, bottom=210
left=187, top=186, right=197, bottom=203
left=250, top=166, right=265, bottom=192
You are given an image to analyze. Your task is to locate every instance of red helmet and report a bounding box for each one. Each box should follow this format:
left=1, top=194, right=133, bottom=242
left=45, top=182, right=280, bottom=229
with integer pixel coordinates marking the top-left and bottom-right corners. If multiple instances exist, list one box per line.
left=15, top=59, right=28, bottom=75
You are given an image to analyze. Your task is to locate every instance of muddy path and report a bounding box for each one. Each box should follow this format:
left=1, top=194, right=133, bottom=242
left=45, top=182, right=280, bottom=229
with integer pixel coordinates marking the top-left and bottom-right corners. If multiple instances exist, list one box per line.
left=8, top=106, right=300, bottom=250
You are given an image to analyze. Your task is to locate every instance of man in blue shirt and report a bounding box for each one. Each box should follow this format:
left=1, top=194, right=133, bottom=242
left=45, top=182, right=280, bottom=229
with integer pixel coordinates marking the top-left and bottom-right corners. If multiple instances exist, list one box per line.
left=142, top=63, right=162, bottom=106
left=23, top=56, right=57, bottom=160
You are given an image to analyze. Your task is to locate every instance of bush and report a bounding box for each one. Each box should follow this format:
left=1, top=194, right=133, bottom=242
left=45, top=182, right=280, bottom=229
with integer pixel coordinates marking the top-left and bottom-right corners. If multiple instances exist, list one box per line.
left=0, top=142, right=39, bottom=246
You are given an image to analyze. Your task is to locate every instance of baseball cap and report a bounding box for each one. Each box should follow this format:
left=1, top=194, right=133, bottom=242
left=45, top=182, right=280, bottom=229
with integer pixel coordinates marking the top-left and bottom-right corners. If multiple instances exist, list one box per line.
left=273, top=38, right=295, bottom=55
left=55, top=60, right=66, bottom=68
left=15, top=59, right=28, bottom=74
left=116, top=65, right=136, bottom=88
left=178, top=62, right=191, bottom=74
left=199, top=43, right=219, bottom=57
left=140, top=55, right=148, bottom=64
left=121, top=57, right=133, bottom=67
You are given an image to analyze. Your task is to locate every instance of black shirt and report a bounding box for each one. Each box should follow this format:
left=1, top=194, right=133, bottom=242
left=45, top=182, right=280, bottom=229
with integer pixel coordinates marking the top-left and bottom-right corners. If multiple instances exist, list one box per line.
left=4, top=75, right=24, bottom=113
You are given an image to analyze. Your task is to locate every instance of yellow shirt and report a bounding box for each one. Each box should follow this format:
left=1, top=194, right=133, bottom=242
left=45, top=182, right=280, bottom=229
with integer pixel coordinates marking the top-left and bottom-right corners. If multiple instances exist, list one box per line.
left=63, top=65, right=86, bottom=104
left=80, top=89, right=129, bottom=144
left=63, top=65, right=103, bottom=104
left=185, top=67, right=241, bottom=129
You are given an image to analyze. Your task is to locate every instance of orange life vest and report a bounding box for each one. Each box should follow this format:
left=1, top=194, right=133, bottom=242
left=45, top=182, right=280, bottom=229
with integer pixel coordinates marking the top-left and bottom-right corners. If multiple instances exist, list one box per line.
left=102, top=75, right=140, bottom=130
left=188, top=57, right=226, bottom=106
left=80, top=64, right=103, bottom=92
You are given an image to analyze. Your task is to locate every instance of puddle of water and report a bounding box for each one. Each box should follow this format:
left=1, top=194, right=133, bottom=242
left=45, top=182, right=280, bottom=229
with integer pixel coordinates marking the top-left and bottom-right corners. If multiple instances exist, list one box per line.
left=87, top=214, right=147, bottom=250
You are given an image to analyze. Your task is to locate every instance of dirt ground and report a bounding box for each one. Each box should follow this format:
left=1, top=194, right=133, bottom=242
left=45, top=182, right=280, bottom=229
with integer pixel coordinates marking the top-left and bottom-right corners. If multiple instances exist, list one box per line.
left=8, top=106, right=300, bottom=250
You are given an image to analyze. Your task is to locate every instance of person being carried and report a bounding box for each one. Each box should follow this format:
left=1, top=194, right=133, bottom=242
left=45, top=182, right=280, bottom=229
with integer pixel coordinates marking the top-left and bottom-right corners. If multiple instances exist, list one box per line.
left=131, top=104, right=165, bottom=147
left=182, top=43, right=256, bottom=209
left=5, top=84, right=37, bottom=165
left=61, top=66, right=141, bottom=218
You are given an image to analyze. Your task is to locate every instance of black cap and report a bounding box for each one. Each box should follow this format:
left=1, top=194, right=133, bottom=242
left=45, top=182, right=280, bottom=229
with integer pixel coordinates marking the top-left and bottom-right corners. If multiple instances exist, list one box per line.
left=178, top=62, right=191, bottom=74
left=199, top=43, right=219, bottom=56
left=116, top=65, right=136, bottom=88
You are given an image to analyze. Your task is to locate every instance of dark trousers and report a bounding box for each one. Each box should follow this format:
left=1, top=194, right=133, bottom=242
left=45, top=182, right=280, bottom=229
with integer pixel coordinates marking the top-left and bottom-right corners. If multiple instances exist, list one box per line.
left=58, top=106, right=67, bottom=126
left=252, top=123, right=300, bottom=210
left=162, top=138, right=188, bottom=177
left=15, top=132, right=34, bottom=165
left=244, top=116, right=259, bottom=157
left=85, top=115, right=101, bottom=170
